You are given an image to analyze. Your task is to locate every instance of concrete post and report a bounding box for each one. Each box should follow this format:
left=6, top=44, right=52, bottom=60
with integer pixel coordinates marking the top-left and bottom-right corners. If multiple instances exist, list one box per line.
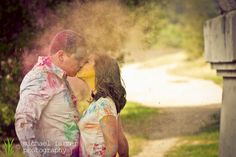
left=219, top=0, right=236, bottom=12
left=204, top=2, right=236, bottom=156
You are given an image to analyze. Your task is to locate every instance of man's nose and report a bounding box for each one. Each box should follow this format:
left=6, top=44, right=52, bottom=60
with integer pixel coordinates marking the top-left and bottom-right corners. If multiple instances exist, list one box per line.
left=77, top=66, right=82, bottom=72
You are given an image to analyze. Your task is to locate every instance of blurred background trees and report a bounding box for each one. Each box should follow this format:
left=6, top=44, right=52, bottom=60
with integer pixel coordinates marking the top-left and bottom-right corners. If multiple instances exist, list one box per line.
left=0, top=0, right=74, bottom=141
left=121, top=0, right=219, bottom=58
left=0, top=0, right=219, bottom=140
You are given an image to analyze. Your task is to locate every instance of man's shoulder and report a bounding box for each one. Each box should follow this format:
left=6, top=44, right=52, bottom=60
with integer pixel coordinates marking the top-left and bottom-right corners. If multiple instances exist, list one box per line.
left=23, top=65, right=48, bottom=82
left=20, top=66, right=50, bottom=90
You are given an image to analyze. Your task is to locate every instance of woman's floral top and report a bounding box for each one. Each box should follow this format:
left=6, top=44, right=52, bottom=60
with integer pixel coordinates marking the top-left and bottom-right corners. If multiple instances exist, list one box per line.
left=78, top=97, right=117, bottom=157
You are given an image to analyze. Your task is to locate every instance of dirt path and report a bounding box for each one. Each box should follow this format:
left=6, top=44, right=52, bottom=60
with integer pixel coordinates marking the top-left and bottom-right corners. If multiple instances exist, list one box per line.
left=121, top=52, right=222, bottom=157
left=121, top=52, right=222, bottom=107
left=133, top=105, right=221, bottom=157
left=134, top=138, right=179, bottom=157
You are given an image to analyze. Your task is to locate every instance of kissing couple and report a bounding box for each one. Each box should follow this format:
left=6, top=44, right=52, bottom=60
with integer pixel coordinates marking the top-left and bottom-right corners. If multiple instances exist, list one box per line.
left=15, top=30, right=129, bottom=157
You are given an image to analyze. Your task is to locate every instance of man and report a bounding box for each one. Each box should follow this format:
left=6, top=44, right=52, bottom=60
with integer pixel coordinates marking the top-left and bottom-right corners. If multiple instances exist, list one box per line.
left=15, top=30, right=88, bottom=156
left=15, top=30, right=129, bottom=157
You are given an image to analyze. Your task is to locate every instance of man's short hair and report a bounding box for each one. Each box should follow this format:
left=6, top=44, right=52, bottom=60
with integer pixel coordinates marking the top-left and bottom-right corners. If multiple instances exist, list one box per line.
left=50, top=30, right=87, bottom=58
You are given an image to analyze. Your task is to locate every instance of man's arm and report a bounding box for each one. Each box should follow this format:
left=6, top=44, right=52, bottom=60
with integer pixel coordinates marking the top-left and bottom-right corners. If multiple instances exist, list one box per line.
left=15, top=112, right=42, bottom=157
left=15, top=74, right=53, bottom=157
left=118, top=116, right=129, bottom=157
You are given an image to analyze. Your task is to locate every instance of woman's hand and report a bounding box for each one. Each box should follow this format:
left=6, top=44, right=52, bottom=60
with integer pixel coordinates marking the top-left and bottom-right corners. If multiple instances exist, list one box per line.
left=100, top=115, right=118, bottom=157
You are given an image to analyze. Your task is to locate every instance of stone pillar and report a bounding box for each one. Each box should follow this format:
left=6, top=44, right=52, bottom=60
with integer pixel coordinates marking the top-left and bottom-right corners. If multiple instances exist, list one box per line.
left=219, top=0, right=236, bottom=12
left=204, top=1, right=236, bottom=156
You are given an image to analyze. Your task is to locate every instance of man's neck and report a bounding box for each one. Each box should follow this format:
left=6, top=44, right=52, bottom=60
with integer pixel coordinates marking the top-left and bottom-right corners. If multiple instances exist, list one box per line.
left=50, top=55, right=67, bottom=79
left=50, top=55, right=60, bottom=68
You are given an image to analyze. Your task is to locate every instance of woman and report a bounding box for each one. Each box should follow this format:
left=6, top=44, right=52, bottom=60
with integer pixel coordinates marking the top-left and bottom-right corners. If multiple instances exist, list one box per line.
left=76, top=53, right=128, bottom=157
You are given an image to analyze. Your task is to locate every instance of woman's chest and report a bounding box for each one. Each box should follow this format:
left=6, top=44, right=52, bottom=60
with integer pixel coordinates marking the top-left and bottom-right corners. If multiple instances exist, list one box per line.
left=79, top=103, right=100, bottom=131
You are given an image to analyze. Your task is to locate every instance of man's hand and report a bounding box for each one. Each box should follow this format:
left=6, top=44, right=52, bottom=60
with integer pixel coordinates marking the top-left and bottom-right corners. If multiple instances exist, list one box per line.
left=118, top=116, right=129, bottom=157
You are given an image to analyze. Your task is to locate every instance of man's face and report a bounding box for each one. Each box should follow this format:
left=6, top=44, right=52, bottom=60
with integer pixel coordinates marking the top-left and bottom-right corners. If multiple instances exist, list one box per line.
left=61, top=51, right=88, bottom=77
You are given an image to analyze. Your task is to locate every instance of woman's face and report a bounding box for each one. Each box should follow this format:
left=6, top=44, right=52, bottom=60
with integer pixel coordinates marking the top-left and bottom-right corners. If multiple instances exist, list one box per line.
left=76, top=55, right=96, bottom=91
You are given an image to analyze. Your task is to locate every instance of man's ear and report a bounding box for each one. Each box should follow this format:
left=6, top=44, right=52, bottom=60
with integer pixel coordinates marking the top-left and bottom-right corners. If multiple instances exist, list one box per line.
left=57, top=50, right=64, bottom=62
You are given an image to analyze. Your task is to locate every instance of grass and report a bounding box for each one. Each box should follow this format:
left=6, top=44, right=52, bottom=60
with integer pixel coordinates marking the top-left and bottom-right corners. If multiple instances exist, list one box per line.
left=0, top=151, right=24, bottom=157
left=0, top=145, right=24, bottom=157
left=169, top=56, right=223, bottom=86
left=120, top=102, right=160, bottom=156
left=165, top=121, right=219, bottom=157
left=3, top=138, right=14, bottom=156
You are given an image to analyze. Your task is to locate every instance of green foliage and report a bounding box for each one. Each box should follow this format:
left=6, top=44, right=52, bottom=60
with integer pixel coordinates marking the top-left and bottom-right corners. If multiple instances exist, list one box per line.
left=3, top=138, right=14, bottom=156
left=123, top=0, right=219, bottom=58
left=0, top=103, right=15, bottom=126
left=0, top=0, right=31, bottom=139
left=154, top=24, right=183, bottom=48
left=121, top=0, right=169, bottom=7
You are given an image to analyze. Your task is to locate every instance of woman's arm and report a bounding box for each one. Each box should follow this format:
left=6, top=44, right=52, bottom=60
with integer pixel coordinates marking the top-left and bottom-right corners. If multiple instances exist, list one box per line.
left=118, top=116, right=129, bottom=157
left=100, top=115, right=118, bottom=157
